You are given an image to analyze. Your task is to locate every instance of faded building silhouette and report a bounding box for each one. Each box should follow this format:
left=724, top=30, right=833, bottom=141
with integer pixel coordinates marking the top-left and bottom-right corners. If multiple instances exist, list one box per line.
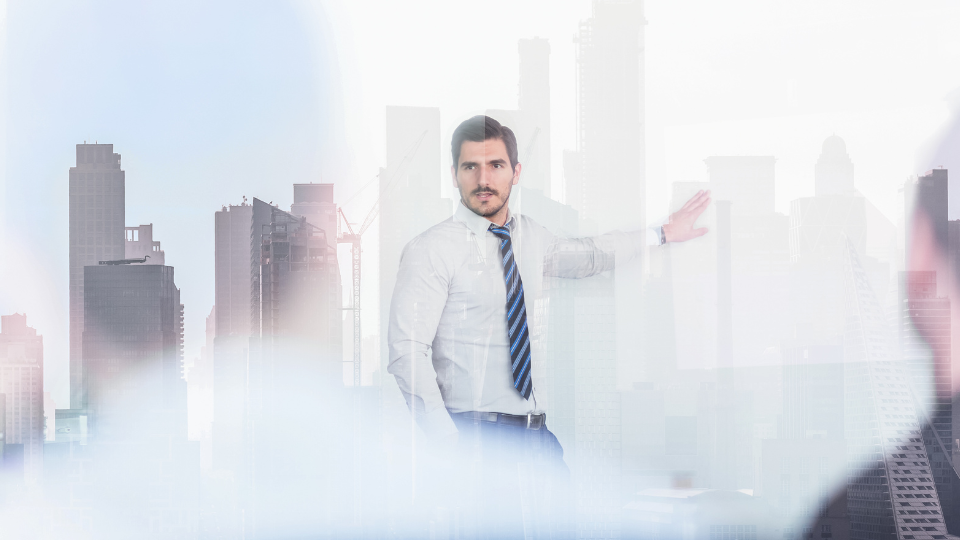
left=0, top=314, right=44, bottom=485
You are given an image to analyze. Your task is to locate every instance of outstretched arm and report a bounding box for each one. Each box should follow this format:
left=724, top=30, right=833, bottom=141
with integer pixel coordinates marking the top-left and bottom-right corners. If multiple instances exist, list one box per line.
left=541, top=190, right=712, bottom=279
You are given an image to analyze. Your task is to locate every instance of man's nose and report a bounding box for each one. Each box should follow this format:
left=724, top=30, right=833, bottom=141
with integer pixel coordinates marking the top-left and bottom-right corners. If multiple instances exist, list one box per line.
left=478, top=165, right=492, bottom=186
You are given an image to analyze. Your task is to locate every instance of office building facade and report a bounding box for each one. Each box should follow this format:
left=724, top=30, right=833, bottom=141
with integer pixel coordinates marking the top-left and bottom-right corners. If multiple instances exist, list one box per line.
left=0, top=314, right=44, bottom=484
left=69, top=143, right=125, bottom=409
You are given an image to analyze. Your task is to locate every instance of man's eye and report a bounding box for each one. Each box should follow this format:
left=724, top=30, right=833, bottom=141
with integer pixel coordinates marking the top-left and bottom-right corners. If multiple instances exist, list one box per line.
left=493, top=164, right=502, bottom=168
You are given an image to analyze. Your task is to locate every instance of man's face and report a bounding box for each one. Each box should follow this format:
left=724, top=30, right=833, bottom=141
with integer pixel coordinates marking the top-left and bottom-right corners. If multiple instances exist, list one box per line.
left=452, top=138, right=521, bottom=223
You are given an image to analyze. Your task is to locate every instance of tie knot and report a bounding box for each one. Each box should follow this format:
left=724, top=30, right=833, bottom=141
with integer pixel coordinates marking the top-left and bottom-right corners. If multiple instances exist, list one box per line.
left=489, top=224, right=511, bottom=239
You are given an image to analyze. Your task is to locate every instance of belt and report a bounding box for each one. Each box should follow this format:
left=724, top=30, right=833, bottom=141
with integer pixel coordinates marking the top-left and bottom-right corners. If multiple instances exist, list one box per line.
left=450, top=411, right=546, bottom=430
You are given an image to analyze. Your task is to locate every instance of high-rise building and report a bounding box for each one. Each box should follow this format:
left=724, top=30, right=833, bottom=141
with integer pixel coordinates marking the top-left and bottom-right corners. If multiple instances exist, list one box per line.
left=906, top=170, right=949, bottom=260
left=842, top=240, right=951, bottom=539
left=213, top=200, right=255, bottom=481
left=74, top=261, right=198, bottom=538
left=291, top=183, right=338, bottom=249
left=69, top=143, right=125, bottom=409
left=518, top=38, right=552, bottom=197
left=124, top=224, right=165, bottom=264
left=568, top=4, right=646, bottom=534
left=488, top=37, right=553, bottom=200
left=257, top=207, right=341, bottom=377
left=815, top=135, right=855, bottom=197
left=82, top=263, right=186, bottom=439
left=0, top=314, right=44, bottom=483
left=572, top=0, right=644, bottom=231
left=247, top=203, right=348, bottom=538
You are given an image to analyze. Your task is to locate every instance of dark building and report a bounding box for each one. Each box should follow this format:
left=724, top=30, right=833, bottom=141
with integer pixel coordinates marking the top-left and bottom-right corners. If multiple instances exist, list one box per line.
left=906, top=170, right=949, bottom=259
left=67, top=262, right=198, bottom=538
left=69, top=143, right=125, bottom=409
left=82, top=263, right=185, bottom=439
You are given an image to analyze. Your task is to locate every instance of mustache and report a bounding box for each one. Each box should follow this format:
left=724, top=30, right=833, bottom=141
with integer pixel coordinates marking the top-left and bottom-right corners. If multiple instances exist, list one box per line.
left=472, top=188, right=498, bottom=196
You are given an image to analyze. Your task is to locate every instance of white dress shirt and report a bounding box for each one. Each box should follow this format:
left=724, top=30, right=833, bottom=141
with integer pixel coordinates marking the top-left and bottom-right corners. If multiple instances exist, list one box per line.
left=387, top=201, right=656, bottom=437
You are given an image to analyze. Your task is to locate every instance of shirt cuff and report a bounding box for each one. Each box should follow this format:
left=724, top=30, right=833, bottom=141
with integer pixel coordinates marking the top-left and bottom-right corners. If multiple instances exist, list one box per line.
left=647, top=226, right=664, bottom=246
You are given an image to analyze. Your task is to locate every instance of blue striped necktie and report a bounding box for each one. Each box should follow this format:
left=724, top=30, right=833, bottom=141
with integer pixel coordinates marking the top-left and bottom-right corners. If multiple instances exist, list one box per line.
left=488, top=223, right=532, bottom=400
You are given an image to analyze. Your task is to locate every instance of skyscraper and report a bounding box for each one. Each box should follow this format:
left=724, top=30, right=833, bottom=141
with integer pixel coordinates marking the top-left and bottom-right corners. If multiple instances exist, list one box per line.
left=69, top=143, right=125, bottom=409
left=290, top=183, right=338, bottom=249
left=518, top=38, right=552, bottom=197
left=213, top=200, right=255, bottom=481
left=815, top=135, right=855, bottom=197
left=0, top=314, right=44, bottom=484
left=247, top=203, right=348, bottom=538
left=488, top=37, right=553, bottom=200
left=78, top=261, right=198, bottom=538
left=572, top=0, right=644, bottom=231
left=82, top=263, right=186, bottom=439
left=568, top=4, right=646, bottom=534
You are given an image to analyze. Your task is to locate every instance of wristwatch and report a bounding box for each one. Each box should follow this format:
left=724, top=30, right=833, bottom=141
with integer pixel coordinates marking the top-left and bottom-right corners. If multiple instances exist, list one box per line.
left=659, top=226, right=666, bottom=245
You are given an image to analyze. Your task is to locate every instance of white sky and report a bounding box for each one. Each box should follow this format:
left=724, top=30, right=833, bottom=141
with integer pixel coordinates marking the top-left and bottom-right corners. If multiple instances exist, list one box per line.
left=322, top=0, right=960, bottom=221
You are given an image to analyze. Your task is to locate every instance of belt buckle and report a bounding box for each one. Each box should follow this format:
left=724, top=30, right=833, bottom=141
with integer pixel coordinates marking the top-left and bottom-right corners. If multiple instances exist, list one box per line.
left=527, top=413, right=544, bottom=430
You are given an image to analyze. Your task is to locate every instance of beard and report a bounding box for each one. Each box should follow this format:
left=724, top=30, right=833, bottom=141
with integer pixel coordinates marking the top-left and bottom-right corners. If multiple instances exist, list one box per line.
left=462, top=185, right=512, bottom=218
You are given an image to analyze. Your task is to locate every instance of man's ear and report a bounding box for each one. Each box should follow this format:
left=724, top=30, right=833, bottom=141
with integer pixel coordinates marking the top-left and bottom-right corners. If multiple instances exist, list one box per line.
left=512, top=162, right=522, bottom=186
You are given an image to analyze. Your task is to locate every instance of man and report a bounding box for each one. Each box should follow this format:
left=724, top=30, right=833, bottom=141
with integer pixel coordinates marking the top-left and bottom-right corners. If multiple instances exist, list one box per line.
left=387, top=115, right=710, bottom=537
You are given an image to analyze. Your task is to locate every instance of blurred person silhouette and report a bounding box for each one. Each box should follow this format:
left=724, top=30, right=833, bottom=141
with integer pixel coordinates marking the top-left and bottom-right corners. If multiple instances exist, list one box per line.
left=387, top=115, right=711, bottom=538
left=802, top=167, right=960, bottom=538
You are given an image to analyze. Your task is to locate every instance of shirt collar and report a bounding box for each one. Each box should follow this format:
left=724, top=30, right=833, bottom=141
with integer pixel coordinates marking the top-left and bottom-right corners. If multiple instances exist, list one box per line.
left=454, top=199, right=518, bottom=238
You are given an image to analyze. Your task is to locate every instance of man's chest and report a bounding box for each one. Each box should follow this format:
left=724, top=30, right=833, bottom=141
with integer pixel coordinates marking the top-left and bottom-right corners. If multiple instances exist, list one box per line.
left=443, top=231, right=545, bottom=320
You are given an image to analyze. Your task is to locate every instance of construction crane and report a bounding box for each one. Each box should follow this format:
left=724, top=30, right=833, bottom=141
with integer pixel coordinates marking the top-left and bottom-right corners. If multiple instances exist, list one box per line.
left=337, top=130, right=427, bottom=387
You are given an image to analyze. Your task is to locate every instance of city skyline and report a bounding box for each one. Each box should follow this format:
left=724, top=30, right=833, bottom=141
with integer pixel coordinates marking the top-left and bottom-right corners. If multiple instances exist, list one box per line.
left=5, top=1, right=960, bottom=539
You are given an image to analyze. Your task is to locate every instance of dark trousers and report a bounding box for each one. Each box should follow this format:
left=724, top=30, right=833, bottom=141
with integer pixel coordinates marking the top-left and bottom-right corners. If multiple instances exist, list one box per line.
left=448, top=414, right=575, bottom=540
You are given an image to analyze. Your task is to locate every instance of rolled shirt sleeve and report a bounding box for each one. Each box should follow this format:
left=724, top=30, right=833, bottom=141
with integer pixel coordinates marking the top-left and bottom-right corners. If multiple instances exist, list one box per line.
left=387, top=235, right=459, bottom=438
left=541, top=226, right=650, bottom=279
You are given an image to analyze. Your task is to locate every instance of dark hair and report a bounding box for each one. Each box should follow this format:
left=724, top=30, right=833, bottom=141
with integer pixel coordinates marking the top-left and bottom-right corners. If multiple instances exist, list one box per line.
left=451, top=115, right=518, bottom=170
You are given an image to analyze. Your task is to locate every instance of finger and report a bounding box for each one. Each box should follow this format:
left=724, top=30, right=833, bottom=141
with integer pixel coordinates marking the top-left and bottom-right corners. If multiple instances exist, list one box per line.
left=680, top=190, right=704, bottom=211
left=689, top=193, right=712, bottom=213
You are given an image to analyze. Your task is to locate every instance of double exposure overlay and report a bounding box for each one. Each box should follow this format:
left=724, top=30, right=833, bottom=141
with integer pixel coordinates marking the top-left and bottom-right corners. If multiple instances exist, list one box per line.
left=3, top=1, right=960, bottom=539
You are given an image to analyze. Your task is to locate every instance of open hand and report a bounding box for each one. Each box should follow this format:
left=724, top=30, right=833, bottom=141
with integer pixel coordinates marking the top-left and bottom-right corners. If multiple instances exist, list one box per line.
left=663, top=189, right=711, bottom=243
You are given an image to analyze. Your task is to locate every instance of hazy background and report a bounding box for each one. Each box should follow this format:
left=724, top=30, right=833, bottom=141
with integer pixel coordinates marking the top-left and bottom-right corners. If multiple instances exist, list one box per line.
left=3, top=0, right=960, bottom=407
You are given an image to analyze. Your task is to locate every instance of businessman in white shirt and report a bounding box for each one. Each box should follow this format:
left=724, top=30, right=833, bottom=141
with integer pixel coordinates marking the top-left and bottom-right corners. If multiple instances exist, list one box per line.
left=387, top=115, right=710, bottom=538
